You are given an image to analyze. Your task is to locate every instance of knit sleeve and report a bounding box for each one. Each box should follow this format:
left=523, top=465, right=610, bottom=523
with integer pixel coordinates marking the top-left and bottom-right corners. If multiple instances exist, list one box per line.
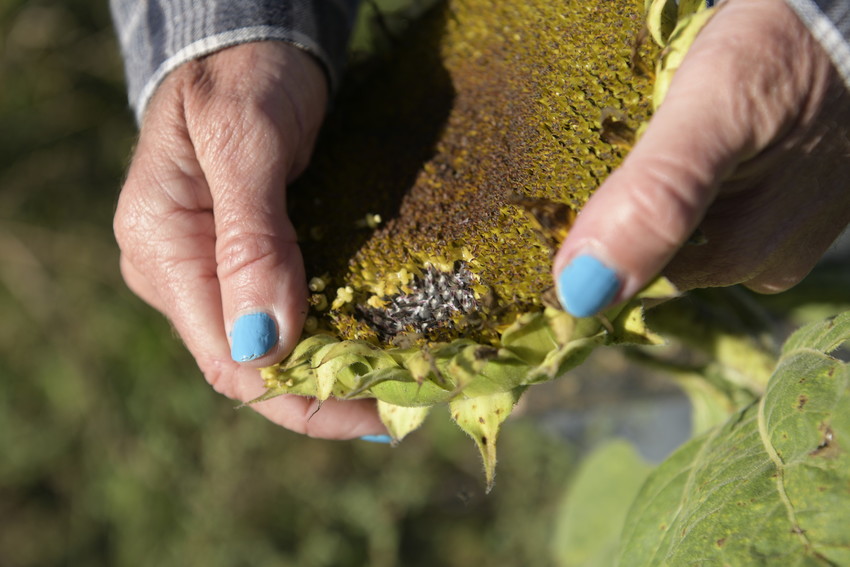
left=110, top=0, right=360, bottom=123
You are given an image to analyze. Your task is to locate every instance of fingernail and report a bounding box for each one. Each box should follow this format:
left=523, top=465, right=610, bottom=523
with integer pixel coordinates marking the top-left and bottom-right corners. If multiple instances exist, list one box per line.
left=556, top=254, right=621, bottom=317
left=230, top=312, right=277, bottom=362
left=359, top=434, right=394, bottom=444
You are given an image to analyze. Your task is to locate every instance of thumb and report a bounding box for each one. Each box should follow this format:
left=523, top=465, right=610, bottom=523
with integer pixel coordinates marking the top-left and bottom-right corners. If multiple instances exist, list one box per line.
left=186, top=43, right=327, bottom=365
left=552, top=0, right=806, bottom=316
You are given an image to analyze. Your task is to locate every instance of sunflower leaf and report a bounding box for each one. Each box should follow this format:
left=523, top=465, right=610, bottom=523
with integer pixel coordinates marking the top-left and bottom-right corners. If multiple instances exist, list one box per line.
left=618, top=313, right=850, bottom=566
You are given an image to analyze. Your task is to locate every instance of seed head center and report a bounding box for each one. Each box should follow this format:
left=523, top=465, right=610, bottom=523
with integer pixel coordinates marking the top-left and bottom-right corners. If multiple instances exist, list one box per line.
left=358, top=262, right=479, bottom=340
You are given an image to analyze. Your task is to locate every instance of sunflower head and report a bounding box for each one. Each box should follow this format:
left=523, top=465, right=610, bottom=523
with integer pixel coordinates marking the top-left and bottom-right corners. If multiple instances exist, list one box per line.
left=259, top=0, right=702, bottom=488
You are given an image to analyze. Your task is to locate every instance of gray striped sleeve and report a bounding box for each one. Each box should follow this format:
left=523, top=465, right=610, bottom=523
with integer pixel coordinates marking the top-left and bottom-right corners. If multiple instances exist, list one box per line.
left=110, top=0, right=361, bottom=123
left=784, top=0, right=850, bottom=89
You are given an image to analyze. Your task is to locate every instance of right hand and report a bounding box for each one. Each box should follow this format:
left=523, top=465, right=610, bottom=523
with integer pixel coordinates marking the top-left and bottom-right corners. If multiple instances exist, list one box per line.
left=554, top=0, right=850, bottom=317
left=114, top=41, right=386, bottom=438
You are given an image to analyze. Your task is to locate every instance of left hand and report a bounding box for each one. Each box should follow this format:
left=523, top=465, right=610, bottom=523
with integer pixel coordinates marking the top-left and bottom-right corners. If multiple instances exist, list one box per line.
left=114, top=42, right=386, bottom=438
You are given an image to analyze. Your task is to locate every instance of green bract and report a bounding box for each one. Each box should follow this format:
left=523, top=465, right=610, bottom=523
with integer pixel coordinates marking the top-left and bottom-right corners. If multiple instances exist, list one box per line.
left=261, top=280, right=676, bottom=489
left=648, top=0, right=716, bottom=109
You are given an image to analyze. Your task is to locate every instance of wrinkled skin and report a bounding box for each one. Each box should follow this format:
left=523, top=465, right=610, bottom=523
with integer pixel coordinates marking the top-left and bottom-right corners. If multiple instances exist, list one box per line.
left=113, top=43, right=385, bottom=438
left=115, top=0, right=850, bottom=439
left=554, top=0, right=850, bottom=301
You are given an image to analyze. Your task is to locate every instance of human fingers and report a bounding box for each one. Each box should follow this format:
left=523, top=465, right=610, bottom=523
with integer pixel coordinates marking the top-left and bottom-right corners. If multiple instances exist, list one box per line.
left=178, top=42, right=328, bottom=367
left=552, top=0, right=830, bottom=316
left=114, top=43, right=387, bottom=437
left=115, top=100, right=387, bottom=438
left=663, top=83, right=850, bottom=296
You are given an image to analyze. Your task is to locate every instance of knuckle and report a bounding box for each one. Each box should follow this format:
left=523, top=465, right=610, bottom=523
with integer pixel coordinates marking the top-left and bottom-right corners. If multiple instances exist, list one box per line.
left=619, top=162, right=707, bottom=251
left=113, top=162, right=178, bottom=253
left=113, top=189, right=152, bottom=252
left=745, top=277, right=798, bottom=295
left=113, top=190, right=171, bottom=266
left=215, top=230, right=285, bottom=282
left=745, top=261, right=812, bottom=295
left=665, top=252, right=754, bottom=291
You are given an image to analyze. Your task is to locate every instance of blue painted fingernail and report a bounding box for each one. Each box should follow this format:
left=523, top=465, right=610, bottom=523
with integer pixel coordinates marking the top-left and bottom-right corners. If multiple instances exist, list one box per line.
left=556, top=254, right=621, bottom=317
left=359, top=434, right=394, bottom=444
left=230, top=312, right=277, bottom=362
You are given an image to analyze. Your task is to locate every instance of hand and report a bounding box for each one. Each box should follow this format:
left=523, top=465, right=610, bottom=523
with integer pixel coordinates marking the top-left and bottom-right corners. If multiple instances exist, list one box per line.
left=553, top=0, right=850, bottom=317
left=114, top=42, right=385, bottom=438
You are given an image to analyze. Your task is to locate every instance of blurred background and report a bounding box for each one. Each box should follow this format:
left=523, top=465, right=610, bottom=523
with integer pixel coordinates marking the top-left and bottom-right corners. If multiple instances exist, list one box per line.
left=3, top=0, right=848, bottom=565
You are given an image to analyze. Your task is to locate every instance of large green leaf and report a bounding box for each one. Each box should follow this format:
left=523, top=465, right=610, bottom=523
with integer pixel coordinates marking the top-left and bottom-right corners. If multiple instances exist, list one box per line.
left=618, top=313, right=850, bottom=566
left=552, top=441, right=652, bottom=567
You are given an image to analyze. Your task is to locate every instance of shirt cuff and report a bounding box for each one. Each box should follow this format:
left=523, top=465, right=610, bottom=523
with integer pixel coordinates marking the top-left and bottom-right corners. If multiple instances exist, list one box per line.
left=110, top=0, right=360, bottom=124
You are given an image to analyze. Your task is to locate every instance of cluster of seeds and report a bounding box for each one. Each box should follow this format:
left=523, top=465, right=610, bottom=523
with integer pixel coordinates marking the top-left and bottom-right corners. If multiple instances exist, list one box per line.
left=359, top=262, right=478, bottom=339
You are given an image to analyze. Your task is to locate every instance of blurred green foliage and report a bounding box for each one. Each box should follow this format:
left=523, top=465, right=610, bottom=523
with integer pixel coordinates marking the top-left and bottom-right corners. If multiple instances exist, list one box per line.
left=0, top=1, right=579, bottom=565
